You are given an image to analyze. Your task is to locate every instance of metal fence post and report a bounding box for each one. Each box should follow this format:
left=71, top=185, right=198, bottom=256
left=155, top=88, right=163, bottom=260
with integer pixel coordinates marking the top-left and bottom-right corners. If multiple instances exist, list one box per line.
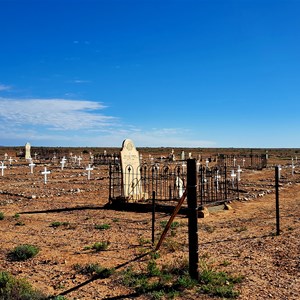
left=152, top=191, right=156, bottom=245
left=275, top=166, right=280, bottom=235
left=187, top=159, right=199, bottom=280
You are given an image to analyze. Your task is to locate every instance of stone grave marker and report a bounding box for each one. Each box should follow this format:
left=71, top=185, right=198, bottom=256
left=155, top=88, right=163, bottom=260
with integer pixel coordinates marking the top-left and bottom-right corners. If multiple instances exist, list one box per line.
left=120, top=139, right=142, bottom=201
left=175, top=176, right=184, bottom=198
left=25, top=142, right=31, bottom=160
left=181, top=151, right=185, bottom=160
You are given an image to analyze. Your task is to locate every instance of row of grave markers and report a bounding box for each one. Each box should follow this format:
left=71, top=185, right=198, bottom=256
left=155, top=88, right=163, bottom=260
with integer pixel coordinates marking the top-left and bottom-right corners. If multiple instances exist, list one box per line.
left=0, top=160, right=94, bottom=184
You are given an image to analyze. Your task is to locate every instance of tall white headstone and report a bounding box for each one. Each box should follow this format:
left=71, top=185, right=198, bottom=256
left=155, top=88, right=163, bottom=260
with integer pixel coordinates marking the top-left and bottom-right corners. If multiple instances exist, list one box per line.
left=120, top=139, right=142, bottom=201
left=25, top=142, right=31, bottom=160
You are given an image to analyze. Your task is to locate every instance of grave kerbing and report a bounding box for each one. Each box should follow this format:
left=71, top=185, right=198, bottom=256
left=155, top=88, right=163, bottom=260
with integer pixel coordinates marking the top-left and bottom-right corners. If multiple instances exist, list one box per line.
left=120, top=139, right=143, bottom=201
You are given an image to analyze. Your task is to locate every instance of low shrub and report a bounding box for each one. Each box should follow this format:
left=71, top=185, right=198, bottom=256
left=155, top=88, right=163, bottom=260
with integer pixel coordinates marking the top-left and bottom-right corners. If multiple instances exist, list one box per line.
left=0, top=271, right=46, bottom=299
left=94, top=223, right=111, bottom=230
left=8, top=244, right=39, bottom=261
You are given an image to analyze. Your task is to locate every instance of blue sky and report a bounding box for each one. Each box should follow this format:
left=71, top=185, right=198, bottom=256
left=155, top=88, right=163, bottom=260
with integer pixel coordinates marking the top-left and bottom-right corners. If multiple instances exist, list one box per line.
left=0, top=0, right=300, bottom=148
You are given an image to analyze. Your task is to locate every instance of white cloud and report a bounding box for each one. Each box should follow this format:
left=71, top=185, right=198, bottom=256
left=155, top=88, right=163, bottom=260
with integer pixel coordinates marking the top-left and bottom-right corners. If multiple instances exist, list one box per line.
left=0, top=97, right=216, bottom=147
left=0, top=98, right=115, bottom=130
left=0, top=84, right=11, bottom=91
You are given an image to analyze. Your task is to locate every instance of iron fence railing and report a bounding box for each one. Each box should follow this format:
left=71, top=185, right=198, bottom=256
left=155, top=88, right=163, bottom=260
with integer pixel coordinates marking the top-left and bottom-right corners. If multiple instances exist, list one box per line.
left=109, top=162, right=239, bottom=207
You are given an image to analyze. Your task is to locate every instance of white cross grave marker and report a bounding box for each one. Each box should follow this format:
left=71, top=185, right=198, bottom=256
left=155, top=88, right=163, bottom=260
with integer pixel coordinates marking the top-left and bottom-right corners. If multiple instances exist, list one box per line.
left=77, top=156, right=82, bottom=166
left=0, top=162, right=7, bottom=176
left=4, top=153, right=8, bottom=160
left=292, top=159, right=295, bottom=176
left=8, top=157, right=13, bottom=167
left=60, top=157, right=67, bottom=170
left=278, top=165, right=282, bottom=179
left=237, top=165, right=242, bottom=181
left=233, top=157, right=236, bottom=167
left=205, top=159, right=209, bottom=168
left=29, top=161, right=36, bottom=174
left=242, top=158, right=245, bottom=167
left=231, top=170, right=236, bottom=188
left=41, top=167, right=51, bottom=184
left=86, top=164, right=93, bottom=180
left=215, top=170, right=221, bottom=191
left=182, top=162, right=187, bottom=174
left=34, top=152, right=38, bottom=160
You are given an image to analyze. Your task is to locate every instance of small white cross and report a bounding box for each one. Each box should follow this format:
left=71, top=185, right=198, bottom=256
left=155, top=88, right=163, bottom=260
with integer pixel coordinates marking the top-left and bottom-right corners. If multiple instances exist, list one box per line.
left=242, top=158, right=245, bottom=167
left=205, top=159, right=209, bottom=168
left=182, top=162, right=187, bottom=173
left=215, top=170, right=221, bottom=191
left=8, top=157, right=14, bottom=166
left=0, top=162, right=7, bottom=176
left=34, top=152, right=38, bottom=160
left=29, top=161, right=36, bottom=174
left=4, top=153, right=8, bottom=160
left=77, top=156, right=82, bottom=166
left=233, top=157, right=237, bottom=167
left=41, top=167, right=51, bottom=184
left=86, top=164, right=93, bottom=180
left=237, top=165, right=242, bottom=181
left=60, top=157, right=67, bottom=170
left=231, top=170, right=236, bottom=187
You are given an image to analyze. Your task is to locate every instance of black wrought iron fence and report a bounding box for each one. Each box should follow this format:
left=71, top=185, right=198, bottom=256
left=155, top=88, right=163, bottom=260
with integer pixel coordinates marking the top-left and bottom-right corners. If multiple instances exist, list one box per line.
left=218, top=154, right=267, bottom=169
left=94, top=153, right=120, bottom=165
left=109, top=162, right=238, bottom=207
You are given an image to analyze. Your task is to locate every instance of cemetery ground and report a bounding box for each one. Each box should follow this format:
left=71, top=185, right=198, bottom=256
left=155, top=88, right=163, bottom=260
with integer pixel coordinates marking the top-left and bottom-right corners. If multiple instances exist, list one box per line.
left=0, top=148, right=299, bottom=300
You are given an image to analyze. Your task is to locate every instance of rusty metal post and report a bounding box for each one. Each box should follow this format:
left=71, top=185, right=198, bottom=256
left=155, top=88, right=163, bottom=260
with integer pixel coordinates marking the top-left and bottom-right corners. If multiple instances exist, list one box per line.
left=187, top=159, right=199, bottom=280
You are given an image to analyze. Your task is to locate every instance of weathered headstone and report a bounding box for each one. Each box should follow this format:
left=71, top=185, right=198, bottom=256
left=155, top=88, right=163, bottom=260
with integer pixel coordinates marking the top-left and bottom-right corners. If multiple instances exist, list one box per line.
left=176, top=176, right=184, bottom=198
left=120, top=139, right=142, bottom=201
left=25, top=142, right=31, bottom=160
left=181, top=151, right=185, bottom=160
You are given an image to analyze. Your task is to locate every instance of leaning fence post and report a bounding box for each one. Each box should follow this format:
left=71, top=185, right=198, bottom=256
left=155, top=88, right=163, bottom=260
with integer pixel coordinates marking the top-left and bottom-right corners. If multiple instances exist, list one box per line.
left=187, top=159, right=199, bottom=280
left=275, top=165, right=280, bottom=235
